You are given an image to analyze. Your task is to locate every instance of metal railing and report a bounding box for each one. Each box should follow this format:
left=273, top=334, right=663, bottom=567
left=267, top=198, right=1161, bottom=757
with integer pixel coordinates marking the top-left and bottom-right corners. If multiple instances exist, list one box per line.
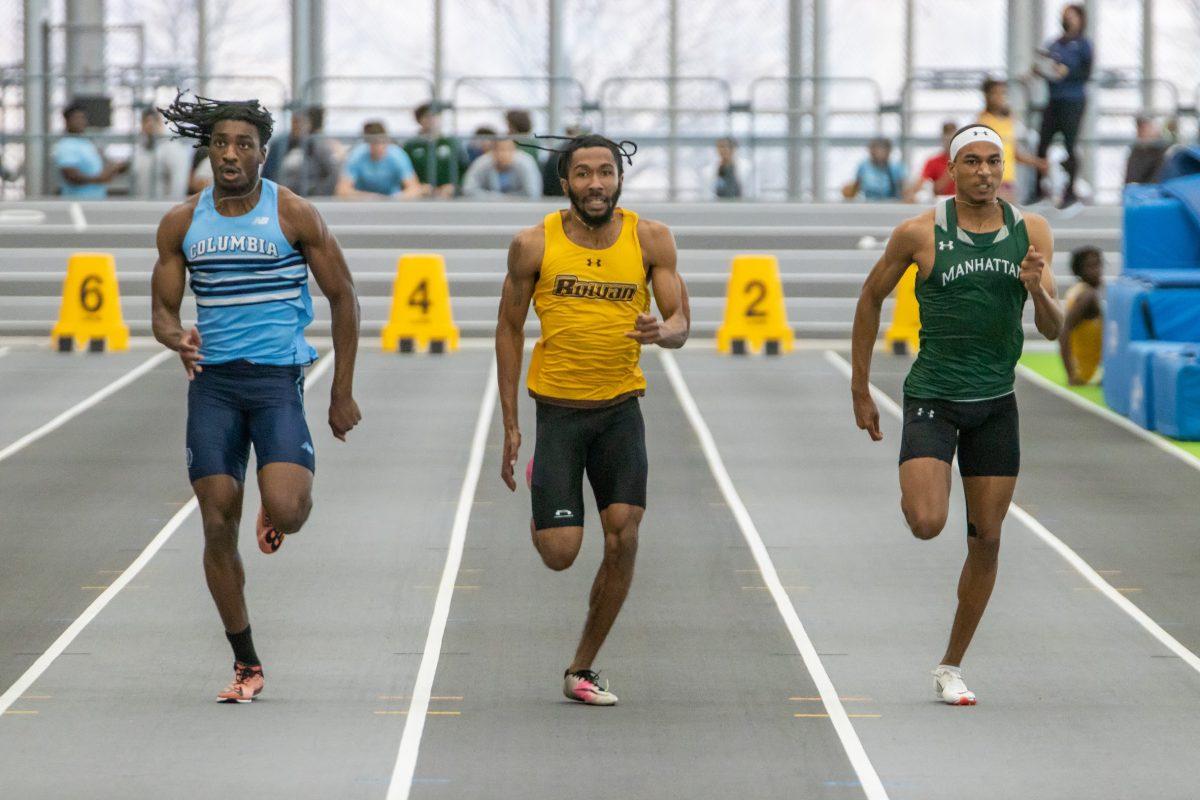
left=2, top=65, right=1197, bottom=202
left=748, top=76, right=885, bottom=201
left=598, top=77, right=733, bottom=200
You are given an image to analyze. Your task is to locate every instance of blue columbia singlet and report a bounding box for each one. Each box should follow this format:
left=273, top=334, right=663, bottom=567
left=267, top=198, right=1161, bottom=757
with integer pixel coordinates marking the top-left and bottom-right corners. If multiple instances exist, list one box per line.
left=182, top=179, right=318, bottom=365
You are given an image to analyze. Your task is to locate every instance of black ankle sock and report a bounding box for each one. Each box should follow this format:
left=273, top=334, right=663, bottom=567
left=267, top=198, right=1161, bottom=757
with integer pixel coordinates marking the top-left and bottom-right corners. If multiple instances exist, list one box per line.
left=225, top=626, right=261, bottom=667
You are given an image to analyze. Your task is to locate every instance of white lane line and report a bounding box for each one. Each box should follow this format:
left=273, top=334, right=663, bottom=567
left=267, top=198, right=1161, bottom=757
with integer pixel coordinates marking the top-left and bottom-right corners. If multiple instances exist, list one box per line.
left=660, top=350, right=889, bottom=800
left=0, top=350, right=172, bottom=464
left=69, top=202, right=87, bottom=232
left=386, top=360, right=497, bottom=800
left=824, top=350, right=1200, bottom=676
left=1015, top=364, right=1200, bottom=474
left=0, top=347, right=9, bottom=360
left=0, top=353, right=338, bottom=716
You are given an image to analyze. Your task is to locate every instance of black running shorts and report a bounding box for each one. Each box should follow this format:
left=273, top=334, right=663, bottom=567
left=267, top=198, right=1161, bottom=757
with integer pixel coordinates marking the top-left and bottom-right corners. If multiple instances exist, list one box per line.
left=530, top=397, right=648, bottom=530
left=899, top=393, right=1020, bottom=477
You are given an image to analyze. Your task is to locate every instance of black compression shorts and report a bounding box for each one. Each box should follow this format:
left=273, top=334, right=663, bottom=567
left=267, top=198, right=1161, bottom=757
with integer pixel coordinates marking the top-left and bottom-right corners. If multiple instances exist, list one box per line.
left=530, top=397, right=648, bottom=530
left=899, top=393, right=1020, bottom=477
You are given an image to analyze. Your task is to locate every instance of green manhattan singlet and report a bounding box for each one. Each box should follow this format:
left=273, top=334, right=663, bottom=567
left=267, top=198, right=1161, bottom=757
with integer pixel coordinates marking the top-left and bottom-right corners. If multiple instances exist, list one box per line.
left=904, top=197, right=1030, bottom=401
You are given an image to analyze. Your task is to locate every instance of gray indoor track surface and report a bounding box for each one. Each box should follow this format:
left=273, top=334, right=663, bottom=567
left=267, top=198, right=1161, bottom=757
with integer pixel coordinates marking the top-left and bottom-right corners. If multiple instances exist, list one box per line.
left=2, top=344, right=1200, bottom=800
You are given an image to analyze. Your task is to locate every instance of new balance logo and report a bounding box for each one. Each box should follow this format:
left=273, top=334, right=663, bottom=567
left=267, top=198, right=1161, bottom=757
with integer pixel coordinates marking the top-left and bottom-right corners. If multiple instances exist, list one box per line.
left=554, top=509, right=574, bottom=519
left=938, top=241, right=954, bottom=251
left=252, top=216, right=270, bottom=225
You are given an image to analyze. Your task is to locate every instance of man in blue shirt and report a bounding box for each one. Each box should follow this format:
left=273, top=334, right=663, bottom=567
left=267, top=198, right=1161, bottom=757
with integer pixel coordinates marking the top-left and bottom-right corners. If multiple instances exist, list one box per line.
left=336, top=120, right=423, bottom=198
left=53, top=103, right=127, bottom=198
left=1032, top=3, right=1094, bottom=206
left=842, top=138, right=906, bottom=202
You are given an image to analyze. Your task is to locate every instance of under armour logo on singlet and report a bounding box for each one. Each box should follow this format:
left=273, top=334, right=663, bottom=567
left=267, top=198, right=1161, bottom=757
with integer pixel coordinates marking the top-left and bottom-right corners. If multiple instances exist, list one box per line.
left=587, top=258, right=602, bottom=267
left=938, top=241, right=954, bottom=251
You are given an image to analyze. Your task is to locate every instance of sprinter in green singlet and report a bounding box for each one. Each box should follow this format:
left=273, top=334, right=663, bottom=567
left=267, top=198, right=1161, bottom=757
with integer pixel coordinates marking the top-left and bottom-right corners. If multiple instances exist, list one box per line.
left=850, top=124, right=1063, bottom=705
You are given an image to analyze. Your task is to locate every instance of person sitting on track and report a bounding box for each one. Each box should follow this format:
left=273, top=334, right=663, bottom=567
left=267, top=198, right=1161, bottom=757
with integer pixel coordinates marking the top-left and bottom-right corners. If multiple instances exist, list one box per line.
left=1059, top=245, right=1104, bottom=386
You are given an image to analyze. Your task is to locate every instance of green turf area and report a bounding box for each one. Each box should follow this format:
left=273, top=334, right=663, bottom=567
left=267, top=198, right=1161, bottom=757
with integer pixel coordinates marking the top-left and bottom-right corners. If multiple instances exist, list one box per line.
left=1019, top=351, right=1200, bottom=459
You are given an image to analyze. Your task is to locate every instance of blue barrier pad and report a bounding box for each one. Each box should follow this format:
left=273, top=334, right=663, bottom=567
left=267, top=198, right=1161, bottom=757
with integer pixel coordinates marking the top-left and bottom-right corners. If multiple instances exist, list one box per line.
left=1123, top=269, right=1200, bottom=288
left=1129, top=342, right=1190, bottom=430
left=1102, top=277, right=1150, bottom=414
left=1124, top=184, right=1200, bottom=271
left=1153, top=346, right=1200, bottom=440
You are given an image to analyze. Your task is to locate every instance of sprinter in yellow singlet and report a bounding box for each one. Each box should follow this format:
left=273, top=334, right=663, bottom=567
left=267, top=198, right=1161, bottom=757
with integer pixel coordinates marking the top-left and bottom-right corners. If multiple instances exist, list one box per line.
left=496, top=134, right=689, bottom=706
left=1059, top=246, right=1104, bottom=385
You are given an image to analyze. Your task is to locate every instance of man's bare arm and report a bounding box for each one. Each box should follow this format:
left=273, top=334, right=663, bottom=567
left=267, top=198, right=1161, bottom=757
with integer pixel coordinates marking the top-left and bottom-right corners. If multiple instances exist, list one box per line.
left=496, top=226, right=542, bottom=491
left=151, top=203, right=204, bottom=379
left=281, top=190, right=362, bottom=440
left=632, top=219, right=689, bottom=349
left=850, top=215, right=925, bottom=440
left=1023, top=213, right=1064, bottom=341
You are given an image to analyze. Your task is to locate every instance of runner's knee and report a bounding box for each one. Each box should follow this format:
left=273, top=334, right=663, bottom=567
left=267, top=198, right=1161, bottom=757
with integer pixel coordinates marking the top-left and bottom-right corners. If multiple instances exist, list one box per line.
left=265, top=493, right=311, bottom=534
left=901, top=494, right=946, bottom=539
left=966, top=534, right=1001, bottom=565
left=905, top=509, right=947, bottom=540
left=603, top=526, right=638, bottom=562
left=535, top=527, right=582, bottom=571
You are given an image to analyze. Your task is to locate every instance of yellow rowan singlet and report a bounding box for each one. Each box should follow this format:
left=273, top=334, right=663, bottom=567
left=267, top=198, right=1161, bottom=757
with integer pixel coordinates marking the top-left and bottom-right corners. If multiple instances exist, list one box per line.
left=1065, top=282, right=1102, bottom=383
left=527, top=208, right=651, bottom=404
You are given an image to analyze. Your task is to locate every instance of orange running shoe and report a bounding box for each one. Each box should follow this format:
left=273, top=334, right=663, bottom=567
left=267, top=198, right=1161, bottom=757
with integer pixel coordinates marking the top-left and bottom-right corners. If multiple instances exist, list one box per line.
left=256, top=507, right=285, bottom=554
left=216, top=662, right=264, bottom=703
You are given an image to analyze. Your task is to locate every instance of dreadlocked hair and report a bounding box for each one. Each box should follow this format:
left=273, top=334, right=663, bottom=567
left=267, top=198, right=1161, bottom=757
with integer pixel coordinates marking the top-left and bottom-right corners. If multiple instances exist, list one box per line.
left=527, top=134, right=638, bottom=179
left=158, top=92, right=274, bottom=148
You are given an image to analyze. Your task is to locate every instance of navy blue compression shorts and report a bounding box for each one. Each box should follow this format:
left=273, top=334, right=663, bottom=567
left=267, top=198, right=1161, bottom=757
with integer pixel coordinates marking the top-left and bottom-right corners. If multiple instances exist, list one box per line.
left=185, top=360, right=315, bottom=483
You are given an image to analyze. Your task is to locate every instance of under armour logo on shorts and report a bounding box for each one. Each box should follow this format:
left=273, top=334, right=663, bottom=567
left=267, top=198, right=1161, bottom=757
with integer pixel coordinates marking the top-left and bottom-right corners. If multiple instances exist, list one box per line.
left=554, top=509, right=574, bottom=519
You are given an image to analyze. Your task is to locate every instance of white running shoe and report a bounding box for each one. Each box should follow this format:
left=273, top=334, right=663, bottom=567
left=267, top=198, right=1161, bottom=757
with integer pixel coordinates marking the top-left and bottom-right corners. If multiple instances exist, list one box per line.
left=563, top=669, right=618, bottom=706
left=932, top=665, right=976, bottom=706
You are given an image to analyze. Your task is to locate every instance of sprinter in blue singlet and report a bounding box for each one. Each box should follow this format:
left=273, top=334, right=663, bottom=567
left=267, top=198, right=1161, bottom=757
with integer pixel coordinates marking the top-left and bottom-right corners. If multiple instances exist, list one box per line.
left=151, top=94, right=361, bottom=703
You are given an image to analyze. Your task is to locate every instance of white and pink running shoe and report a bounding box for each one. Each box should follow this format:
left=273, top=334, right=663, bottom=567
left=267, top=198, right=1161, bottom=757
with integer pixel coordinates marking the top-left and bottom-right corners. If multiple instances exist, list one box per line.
left=932, top=664, right=976, bottom=706
left=563, top=669, right=618, bottom=706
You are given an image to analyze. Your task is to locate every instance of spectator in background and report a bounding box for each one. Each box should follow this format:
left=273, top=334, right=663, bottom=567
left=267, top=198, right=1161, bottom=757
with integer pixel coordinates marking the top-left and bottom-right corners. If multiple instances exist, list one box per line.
left=263, top=106, right=339, bottom=196
left=842, top=137, right=904, bottom=202
left=904, top=121, right=957, bottom=202
left=1124, top=116, right=1168, bottom=185
left=542, top=124, right=584, bottom=197
left=715, top=137, right=742, bottom=199
left=1059, top=246, right=1105, bottom=385
left=468, top=125, right=498, bottom=163
left=462, top=138, right=542, bottom=199
left=506, top=108, right=539, bottom=162
left=188, top=146, right=212, bottom=194
left=977, top=78, right=1048, bottom=203
left=278, top=107, right=340, bottom=196
left=1032, top=3, right=1093, bottom=206
left=337, top=120, right=423, bottom=199
left=404, top=102, right=469, bottom=198
left=131, top=107, right=191, bottom=199
left=53, top=102, right=127, bottom=198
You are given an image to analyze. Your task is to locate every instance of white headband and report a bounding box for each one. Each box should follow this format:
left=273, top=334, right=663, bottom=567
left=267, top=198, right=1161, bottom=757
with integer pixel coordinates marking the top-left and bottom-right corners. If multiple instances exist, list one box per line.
left=949, top=126, right=1004, bottom=161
